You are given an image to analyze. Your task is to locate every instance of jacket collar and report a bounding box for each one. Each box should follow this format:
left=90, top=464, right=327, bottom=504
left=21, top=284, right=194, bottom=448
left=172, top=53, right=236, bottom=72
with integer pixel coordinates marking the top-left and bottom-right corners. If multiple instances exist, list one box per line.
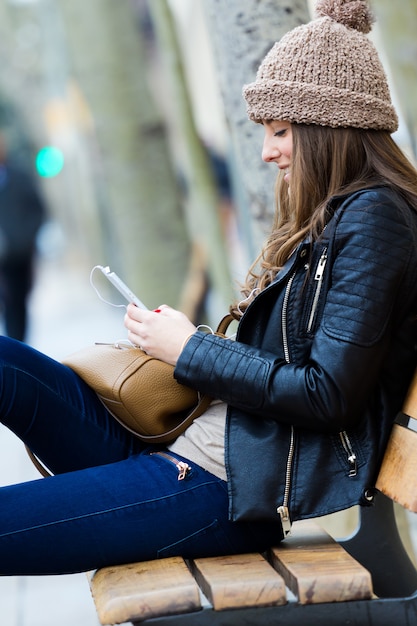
left=272, top=238, right=311, bottom=285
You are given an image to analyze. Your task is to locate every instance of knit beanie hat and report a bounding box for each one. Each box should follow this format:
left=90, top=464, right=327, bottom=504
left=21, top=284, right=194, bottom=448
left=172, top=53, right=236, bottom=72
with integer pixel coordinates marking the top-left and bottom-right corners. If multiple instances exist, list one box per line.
left=243, top=0, right=398, bottom=132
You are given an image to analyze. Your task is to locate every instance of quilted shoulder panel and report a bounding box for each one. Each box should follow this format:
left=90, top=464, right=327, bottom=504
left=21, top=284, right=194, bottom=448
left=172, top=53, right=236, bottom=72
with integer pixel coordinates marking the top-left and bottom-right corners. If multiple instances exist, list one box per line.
left=322, top=189, right=417, bottom=346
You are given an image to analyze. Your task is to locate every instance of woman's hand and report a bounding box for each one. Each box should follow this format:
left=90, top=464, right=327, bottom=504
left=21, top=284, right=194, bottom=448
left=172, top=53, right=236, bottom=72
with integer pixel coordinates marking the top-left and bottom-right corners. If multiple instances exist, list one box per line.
left=124, top=304, right=197, bottom=366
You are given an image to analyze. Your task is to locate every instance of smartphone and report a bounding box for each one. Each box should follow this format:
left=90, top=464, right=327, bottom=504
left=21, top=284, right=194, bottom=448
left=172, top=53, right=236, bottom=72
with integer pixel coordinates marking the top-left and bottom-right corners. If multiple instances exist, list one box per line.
left=98, top=265, right=148, bottom=309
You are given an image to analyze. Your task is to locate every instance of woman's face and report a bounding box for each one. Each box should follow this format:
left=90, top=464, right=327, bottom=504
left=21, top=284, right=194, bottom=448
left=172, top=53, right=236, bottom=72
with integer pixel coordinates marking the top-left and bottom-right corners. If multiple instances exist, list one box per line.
left=261, top=120, right=293, bottom=185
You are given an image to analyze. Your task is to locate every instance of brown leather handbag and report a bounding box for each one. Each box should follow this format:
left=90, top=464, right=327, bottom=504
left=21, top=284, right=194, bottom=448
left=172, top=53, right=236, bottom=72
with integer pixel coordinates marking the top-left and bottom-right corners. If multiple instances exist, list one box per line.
left=61, top=314, right=234, bottom=444
left=27, top=315, right=234, bottom=478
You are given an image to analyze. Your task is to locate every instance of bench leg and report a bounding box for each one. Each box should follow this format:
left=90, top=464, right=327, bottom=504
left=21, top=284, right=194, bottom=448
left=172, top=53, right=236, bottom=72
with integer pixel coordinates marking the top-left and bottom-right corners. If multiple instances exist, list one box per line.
left=340, top=492, right=417, bottom=597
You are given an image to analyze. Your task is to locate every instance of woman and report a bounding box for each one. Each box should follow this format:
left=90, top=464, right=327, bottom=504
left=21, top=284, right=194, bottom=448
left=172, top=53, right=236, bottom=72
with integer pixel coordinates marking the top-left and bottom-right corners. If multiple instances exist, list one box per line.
left=0, top=0, right=416, bottom=575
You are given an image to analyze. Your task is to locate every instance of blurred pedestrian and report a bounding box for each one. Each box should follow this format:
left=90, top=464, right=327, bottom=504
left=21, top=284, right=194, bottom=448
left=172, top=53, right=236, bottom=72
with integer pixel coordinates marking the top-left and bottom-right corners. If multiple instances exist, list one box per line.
left=0, top=134, right=46, bottom=341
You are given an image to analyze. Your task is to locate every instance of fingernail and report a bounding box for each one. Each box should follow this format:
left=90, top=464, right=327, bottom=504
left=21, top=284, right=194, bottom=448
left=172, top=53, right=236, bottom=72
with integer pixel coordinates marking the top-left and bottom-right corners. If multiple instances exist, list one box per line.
left=153, top=309, right=161, bottom=313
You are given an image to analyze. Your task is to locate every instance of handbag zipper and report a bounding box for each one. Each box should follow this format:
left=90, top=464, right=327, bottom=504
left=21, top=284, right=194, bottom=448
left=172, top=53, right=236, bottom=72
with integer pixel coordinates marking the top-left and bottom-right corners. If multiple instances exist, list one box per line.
left=306, top=248, right=328, bottom=333
left=339, top=431, right=358, bottom=477
left=278, top=274, right=296, bottom=536
left=150, top=451, right=191, bottom=480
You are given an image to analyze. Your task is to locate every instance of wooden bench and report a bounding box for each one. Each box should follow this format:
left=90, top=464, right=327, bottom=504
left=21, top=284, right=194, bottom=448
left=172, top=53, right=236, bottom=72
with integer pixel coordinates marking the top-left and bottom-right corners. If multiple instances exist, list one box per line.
left=87, top=370, right=417, bottom=626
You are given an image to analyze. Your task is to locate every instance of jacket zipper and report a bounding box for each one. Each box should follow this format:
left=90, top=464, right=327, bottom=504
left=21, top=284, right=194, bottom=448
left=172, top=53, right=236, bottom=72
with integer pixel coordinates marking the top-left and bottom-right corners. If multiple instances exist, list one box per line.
left=339, top=431, right=358, bottom=477
left=277, top=426, right=295, bottom=537
left=306, top=248, right=328, bottom=333
left=150, top=451, right=191, bottom=480
left=304, top=250, right=357, bottom=478
left=278, top=273, right=296, bottom=536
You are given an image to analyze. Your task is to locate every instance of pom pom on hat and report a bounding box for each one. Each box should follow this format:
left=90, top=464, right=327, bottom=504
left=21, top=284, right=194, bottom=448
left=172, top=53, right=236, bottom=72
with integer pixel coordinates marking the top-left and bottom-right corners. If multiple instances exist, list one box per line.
left=243, top=0, right=398, bottom=132
left=315, top=0, right=374, bottom=34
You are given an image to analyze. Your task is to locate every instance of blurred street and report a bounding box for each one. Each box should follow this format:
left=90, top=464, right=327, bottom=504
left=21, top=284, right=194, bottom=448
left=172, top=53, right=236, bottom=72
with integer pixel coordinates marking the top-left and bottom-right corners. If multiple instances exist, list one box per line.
left=0, top=253, right=124, bottom=626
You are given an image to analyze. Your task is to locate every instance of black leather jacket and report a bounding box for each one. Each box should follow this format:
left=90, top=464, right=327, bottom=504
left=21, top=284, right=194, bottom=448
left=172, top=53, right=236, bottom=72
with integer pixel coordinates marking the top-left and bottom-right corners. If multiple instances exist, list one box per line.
left=175, top=187, right=417, bottom=529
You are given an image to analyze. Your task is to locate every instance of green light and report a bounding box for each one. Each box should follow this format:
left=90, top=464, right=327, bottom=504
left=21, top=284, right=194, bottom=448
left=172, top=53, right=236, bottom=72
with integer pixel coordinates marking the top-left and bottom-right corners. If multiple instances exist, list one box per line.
left=36, top=146, right=64, bottom=178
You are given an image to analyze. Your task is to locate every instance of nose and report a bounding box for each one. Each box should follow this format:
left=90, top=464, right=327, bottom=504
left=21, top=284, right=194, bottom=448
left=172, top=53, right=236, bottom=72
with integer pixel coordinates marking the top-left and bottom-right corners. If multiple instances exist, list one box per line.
left=262, top=135, right=280, bottom=163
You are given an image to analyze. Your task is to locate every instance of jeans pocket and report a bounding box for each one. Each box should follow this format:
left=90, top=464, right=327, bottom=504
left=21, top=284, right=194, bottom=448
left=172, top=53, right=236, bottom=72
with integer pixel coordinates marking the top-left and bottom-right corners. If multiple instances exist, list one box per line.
left=157, top=518, right=235, bottom=559
left=149, top=450, right=195, bottom=481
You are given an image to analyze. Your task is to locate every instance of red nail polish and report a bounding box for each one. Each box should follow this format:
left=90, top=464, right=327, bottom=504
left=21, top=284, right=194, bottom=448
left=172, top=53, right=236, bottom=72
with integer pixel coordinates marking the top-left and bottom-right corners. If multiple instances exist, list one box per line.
left=153, top=309, right=161, bottom=313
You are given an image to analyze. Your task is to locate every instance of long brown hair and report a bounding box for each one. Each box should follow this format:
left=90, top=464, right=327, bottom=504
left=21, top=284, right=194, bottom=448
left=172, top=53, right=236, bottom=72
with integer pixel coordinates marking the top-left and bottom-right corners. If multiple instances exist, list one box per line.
left=231, top=123, right=417, bottom=319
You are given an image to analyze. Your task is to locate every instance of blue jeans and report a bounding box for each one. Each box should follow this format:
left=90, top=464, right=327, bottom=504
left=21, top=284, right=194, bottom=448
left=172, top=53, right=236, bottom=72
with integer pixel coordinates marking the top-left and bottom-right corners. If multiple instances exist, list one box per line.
left=0, top=337, right=282, bottom=575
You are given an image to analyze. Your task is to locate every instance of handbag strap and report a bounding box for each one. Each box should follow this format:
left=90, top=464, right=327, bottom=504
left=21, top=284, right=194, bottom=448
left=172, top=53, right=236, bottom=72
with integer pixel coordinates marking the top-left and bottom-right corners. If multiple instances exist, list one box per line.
left=25, top=446, right=52, bottom=478
left=215, top=313, right=235, bottom=337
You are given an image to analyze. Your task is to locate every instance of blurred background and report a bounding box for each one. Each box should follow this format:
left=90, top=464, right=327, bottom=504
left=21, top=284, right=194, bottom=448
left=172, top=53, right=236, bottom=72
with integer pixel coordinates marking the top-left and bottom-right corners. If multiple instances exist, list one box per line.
left=0, top=0, right=414, bottom=624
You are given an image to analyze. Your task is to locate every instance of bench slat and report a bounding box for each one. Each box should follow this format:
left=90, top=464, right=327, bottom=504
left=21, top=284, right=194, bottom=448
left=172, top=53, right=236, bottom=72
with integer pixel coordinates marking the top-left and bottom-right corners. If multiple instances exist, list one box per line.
left=88, top=522, right=375, bottom=624
left=376, top=423, right=417, bottom=512
left=190, top=552, right=287, bottom=610
left=89, top=556, right=201, bottom=625
left=269, top=521, right=373, bottom=604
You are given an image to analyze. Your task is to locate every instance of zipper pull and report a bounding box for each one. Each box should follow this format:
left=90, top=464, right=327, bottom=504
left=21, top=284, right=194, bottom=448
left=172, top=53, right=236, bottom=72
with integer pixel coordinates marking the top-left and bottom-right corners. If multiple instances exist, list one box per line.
left=339, top=431, right=358, bottom=477
left=177, top=461, right=191, bottom=481
left=347, top=454, right=357, bottom=477
left=314, top=249, right=327, bottom=281
left=277, top=506, right=292, bottom=536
